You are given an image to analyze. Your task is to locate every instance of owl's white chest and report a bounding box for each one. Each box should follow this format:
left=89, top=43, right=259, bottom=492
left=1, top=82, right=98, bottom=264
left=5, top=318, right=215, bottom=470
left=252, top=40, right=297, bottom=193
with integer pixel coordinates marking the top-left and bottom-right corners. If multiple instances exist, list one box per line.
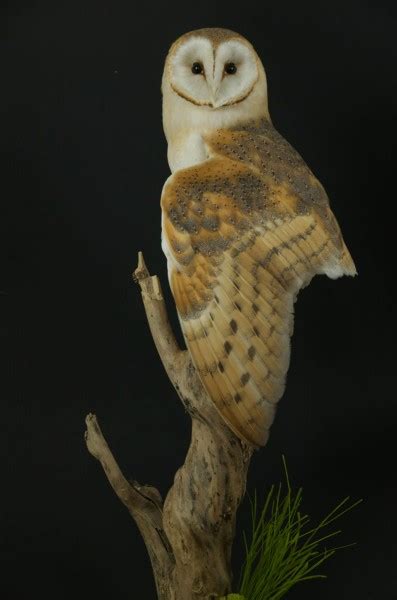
left=167, top=130, right=209, bottom=173
left=162, top=130, right=211, bottom=283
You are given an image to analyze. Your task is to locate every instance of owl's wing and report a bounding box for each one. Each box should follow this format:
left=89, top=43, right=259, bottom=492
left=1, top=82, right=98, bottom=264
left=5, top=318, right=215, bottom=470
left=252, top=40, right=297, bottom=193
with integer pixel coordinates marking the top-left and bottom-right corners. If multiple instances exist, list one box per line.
left=161, top=155, right=355, bottom=447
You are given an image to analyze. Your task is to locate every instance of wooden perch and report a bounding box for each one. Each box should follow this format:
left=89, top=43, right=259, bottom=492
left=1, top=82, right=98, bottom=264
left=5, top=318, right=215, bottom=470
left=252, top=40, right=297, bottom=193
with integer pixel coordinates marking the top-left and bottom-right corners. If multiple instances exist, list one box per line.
left=85, top=251, right=254, bottom=599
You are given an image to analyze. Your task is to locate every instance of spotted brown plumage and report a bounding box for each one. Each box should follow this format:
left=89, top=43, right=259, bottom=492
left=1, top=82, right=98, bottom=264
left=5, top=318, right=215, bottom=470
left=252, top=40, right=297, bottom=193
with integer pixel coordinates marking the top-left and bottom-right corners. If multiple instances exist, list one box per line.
left=161, top=120, right=356, bottom=447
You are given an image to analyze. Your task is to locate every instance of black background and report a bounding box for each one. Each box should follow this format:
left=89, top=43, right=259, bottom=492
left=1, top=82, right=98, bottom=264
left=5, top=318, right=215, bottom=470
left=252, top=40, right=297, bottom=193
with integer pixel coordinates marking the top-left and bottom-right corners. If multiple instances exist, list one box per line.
left=2, top=1, right=396, bottom=598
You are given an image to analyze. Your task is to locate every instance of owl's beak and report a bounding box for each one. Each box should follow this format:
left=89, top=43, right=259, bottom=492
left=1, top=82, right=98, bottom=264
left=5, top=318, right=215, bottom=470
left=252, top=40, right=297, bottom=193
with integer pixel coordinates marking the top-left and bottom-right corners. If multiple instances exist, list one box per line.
left=209, top=82, right=221, bottom=108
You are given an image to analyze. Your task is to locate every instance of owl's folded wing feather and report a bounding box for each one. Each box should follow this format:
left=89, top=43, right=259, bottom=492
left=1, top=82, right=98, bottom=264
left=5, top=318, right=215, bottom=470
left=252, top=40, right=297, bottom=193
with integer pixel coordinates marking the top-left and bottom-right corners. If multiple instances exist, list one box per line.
left=161, top=155, right=356, bottom=446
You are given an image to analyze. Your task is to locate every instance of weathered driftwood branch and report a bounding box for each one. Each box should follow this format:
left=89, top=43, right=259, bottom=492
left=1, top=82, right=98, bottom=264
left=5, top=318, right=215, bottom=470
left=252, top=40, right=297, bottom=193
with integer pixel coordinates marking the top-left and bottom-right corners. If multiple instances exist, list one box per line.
left=85, top=251, right=254, bottom=599
left=85, top=413, right=174, bottom=599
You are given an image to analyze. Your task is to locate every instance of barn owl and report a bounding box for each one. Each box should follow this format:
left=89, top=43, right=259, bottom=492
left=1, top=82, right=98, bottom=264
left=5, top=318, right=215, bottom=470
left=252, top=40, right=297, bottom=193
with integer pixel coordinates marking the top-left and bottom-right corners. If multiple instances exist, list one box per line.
left=160, top=28, right=356, bottom=447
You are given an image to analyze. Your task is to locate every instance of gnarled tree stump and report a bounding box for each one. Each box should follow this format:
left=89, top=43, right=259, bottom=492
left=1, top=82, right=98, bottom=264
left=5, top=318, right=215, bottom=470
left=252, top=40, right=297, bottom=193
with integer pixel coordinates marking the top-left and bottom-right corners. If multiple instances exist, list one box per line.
left=84, top=252, right=255, bottom=599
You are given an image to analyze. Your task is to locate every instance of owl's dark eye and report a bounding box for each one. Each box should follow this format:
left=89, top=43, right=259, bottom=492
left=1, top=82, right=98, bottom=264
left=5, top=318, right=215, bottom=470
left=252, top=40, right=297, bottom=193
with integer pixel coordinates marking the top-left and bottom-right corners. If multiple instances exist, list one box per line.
left=191, top=62, right=204, bottom=75
left=225, top=62, right=237, bottom=75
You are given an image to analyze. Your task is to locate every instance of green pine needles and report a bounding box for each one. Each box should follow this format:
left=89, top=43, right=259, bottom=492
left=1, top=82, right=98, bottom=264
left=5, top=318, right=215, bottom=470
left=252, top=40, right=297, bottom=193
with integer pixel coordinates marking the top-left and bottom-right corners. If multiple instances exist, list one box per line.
left=235, top=458, right=361, bottom=600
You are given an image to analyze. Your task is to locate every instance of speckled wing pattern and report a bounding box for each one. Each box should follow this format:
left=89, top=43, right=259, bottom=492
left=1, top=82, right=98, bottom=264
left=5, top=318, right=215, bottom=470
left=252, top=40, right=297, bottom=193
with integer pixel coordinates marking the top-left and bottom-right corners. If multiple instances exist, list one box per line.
left=161, top=121, right=356, bottom=447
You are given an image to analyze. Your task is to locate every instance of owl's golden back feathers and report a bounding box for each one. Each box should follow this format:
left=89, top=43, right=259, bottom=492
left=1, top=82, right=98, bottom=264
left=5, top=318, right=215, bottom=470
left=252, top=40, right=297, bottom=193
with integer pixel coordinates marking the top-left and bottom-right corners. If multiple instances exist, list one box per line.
left=161, top=121, right=356, bottom=447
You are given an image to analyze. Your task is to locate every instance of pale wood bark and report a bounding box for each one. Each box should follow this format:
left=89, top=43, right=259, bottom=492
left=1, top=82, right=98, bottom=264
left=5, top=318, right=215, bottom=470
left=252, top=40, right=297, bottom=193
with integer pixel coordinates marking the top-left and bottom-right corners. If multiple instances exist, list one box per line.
left=84, top=251, right=254, bottom=599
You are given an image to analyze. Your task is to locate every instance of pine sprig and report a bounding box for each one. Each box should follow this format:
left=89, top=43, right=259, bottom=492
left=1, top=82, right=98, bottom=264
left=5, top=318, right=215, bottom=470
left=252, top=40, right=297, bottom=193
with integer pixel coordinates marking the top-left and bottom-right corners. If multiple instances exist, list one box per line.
left=238, top=457, right=361, bottom=600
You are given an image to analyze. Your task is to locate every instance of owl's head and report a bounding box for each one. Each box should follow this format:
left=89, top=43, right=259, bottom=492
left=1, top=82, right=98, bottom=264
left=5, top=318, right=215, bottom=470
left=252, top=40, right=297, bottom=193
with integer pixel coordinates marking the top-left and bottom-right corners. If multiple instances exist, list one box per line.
left=162, top=28, right=270, bottom=139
